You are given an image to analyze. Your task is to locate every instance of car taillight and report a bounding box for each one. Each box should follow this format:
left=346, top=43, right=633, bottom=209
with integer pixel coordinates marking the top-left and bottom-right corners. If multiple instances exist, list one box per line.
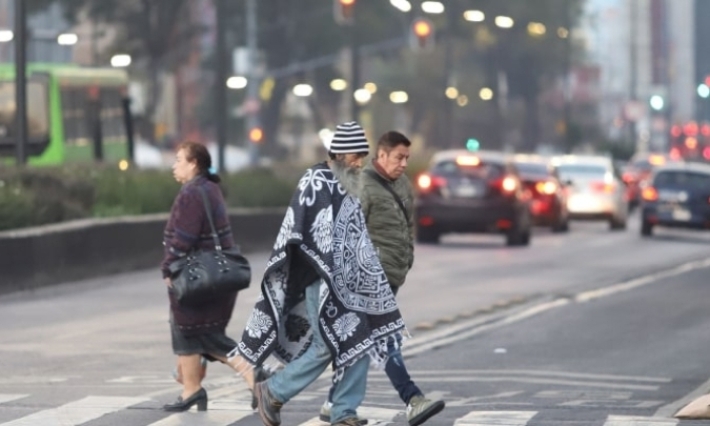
left=641, top=186, right=658, bottom=202
left=622, top=172, right=635, bottom=183
left=535, top=181, right=557, bottom=195
left=501, top=176, right=518, bottom=192
left=590, top=181, right=615, bottom=194
left=417, top=174, right=446, bottom=191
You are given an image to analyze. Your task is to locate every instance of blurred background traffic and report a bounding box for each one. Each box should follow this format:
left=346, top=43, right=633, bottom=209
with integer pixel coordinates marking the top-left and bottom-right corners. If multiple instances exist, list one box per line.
left=0, top=0, right=709, bottom=235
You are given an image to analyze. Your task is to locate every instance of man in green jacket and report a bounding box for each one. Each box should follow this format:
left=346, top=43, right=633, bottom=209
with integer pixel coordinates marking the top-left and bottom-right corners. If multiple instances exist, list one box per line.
left=320, top=131, right=445, bottom=426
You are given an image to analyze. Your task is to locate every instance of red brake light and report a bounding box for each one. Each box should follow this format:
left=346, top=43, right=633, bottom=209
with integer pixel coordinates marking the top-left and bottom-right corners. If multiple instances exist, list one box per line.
left=501, top=176, right=518, bottom=192
left=641, top=187, right=658, bottom=202
left=670, top=147, right=682, bottom=160
left=535, top=181, right=557, bottom=195
left=704, top=146, right=710, bottom=160
left=590, top=181, right=615, bottom=194
left=417, top=174, right=446, bottom=191
left=418, top=174, right=432, bottom=190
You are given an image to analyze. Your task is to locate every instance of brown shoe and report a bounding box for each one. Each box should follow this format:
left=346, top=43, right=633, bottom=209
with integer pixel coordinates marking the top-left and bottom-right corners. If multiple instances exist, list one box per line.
left=254, top=381, right=283, bottom=426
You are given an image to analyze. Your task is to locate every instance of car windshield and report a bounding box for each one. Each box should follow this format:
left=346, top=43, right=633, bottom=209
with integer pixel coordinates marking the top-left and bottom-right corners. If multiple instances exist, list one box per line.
left=556, top=164, right=607, bottom=180
left=433, top=160, right=504, bottom=180
left=654, top=171, right=710, bottom=190
left=515, top=162, right=548, bottom=175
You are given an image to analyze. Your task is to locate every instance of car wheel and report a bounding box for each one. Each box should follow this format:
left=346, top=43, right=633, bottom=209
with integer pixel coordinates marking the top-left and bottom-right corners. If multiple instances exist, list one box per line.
left=552, top=216, right=569, bottom=233
left=609, top=215, right=627, bottom=231
left=416, top=228, right=440, bottom=244
left=506, top=225, right=531, bottom=247
left=641, top=220, right=653, bottom=237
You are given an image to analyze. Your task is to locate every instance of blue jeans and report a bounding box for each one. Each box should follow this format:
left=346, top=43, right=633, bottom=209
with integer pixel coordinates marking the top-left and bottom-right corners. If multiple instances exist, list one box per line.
left=267, top=280, right=369, bottom=423
left=328, top=285, right=422, bottom=406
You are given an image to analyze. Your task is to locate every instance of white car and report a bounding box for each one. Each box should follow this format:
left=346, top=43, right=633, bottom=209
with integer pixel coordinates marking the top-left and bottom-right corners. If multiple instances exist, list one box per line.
left=551, top=155, right=628, bottom=230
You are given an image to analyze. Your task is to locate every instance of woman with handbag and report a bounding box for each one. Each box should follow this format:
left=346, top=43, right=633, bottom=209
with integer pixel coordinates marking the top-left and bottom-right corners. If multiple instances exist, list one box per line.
left=160, top=141, right=253, bottom=411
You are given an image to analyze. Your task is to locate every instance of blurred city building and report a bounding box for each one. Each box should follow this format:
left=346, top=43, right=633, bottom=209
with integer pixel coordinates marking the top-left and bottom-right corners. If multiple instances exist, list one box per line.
left=582, top=0, right=695, bottom=153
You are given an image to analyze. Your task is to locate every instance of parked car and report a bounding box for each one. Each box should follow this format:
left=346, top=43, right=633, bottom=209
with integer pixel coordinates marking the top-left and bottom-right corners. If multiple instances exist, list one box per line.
left=513, top=155, right=569, bottom=232
left=621, top=153, right=670, bottom=209
left=551, top=155, right=628, bottom=230
left=639, top=162, right=710, bottom=236
left=415, top=150, right=532, bottom=246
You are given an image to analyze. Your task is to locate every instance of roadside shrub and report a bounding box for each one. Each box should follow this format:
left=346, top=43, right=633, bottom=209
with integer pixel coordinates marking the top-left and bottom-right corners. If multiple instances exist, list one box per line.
left=0, top=165, right=296, bottom=231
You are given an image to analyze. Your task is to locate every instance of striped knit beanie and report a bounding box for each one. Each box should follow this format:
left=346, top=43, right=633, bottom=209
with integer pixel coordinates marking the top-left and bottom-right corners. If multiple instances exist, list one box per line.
left=329, top=121, right=369, bottom=155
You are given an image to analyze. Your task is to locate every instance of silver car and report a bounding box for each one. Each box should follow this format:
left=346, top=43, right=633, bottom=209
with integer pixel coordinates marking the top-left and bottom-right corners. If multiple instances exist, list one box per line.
left=551, top=155, right=628, bottom=230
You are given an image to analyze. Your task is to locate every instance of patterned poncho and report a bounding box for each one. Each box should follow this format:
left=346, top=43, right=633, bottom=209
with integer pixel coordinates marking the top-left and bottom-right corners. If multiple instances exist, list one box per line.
left=233, top=162, right=405, bottom=377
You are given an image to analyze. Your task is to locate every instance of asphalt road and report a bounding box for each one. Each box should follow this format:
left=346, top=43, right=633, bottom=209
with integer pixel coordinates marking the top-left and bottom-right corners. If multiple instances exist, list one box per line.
left=1, top=213, right=710, bottom=425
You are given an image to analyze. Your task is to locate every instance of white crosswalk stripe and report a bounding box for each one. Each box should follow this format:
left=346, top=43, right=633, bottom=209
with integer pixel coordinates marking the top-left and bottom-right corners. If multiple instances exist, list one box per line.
left=0, top=396, right=148, bottom=426
left=0, top=395, right=28, bottom=405
left=603, top=415, right=679, bottom=426
left=454, top=410, right=537, bottom=425
left=146, top=410, right=254, bottom=426
left=298, top=406, right=401, bottom=426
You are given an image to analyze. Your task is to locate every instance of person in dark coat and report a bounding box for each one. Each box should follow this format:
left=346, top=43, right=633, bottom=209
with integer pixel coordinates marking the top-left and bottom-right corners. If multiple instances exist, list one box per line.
left=160, top=141, right=248, bottom=411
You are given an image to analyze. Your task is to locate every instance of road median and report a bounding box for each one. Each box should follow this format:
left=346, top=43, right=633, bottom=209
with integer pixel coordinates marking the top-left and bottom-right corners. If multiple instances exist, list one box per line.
left=0, top=208, right=284, bottom=295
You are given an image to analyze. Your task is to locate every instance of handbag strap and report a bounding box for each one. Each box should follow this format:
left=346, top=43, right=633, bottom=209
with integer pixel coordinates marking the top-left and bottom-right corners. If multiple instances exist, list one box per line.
left=364, top=169, right=410, bottom=226
left=196, top=185, right=223, bottom=251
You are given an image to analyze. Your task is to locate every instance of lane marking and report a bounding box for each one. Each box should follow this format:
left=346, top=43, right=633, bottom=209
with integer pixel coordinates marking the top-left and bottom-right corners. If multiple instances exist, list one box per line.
left=405, top=257, right=710, bottom=358
left=654, top=375, right=710, bottom=418
left=405, top=370, right=670, bottom=383
left=604, top=415, right=678, bottom=425
left=0, top=396, right=148, bottom=426
left=0, top=395, right=28, bottom=405
left=367, top=376, right=659, bottom=391
left=576, top=258, right=710, bottom=303
left=454, top=410, right=537, bottom=425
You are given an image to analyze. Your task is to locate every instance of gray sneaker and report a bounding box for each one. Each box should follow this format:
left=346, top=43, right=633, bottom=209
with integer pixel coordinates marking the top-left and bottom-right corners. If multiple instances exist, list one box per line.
left=319, top=401, right=368, bottom=425
left=254, top=381, right=283, bottom=426
left=406, top=395, right=445, bottom=426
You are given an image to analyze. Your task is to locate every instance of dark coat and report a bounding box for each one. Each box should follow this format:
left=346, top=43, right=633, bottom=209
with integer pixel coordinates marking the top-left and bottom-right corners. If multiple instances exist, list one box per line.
left=360, top=160, right=415, bottom=288
left=161, top=175, right=237, bottom=336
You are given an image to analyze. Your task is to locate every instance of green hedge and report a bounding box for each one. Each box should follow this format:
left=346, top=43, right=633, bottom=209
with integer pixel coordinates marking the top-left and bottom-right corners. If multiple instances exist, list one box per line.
left=0, top=165, right=297, bottom=232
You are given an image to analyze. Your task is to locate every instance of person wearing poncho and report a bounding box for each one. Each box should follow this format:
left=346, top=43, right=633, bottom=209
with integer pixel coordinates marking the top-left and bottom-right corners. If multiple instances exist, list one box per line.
left=230, top=122, right=406, bottom=426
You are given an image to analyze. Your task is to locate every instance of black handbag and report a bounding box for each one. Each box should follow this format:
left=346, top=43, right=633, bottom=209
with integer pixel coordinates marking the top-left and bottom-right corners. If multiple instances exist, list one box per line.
left=168, top=186, right=251, bottom=306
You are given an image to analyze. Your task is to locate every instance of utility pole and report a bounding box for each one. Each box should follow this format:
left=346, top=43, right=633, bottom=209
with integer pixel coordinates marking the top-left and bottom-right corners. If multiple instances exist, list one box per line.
left=14, top=0, right=27, bottom=165
left=629, top=0, right=639, bottom=150
left=350, top=24, right=360, bottom=120
left=215, top=0, right=227, bottom=172
left=245, top=0, right=260, bottom=167
left=442, top=5, right=454, bottom=147
left=563, top=0, right=573, bottom=153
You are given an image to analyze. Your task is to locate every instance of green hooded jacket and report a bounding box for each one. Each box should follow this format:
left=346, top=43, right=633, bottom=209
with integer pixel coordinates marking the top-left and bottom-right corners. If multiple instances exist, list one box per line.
left=360, top=160, right=415, bottom=288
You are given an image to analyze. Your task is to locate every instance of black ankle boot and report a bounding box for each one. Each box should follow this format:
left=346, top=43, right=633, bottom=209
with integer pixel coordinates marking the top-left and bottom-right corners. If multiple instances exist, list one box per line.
left=163, top=388, right=208, bottom=412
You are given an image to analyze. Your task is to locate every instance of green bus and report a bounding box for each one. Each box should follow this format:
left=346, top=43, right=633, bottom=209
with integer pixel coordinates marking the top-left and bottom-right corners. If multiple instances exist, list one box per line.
left=0, top=63, right=131, bottom=166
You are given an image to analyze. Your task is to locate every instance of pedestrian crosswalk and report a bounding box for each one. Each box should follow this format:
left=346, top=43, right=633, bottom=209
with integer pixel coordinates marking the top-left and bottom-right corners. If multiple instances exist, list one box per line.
left=0, top=394, right=686, bottom=425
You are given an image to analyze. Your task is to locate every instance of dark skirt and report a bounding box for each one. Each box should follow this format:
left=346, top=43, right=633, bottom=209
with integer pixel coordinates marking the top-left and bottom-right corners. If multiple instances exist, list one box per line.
left=170, top=319, right=237, bottom=362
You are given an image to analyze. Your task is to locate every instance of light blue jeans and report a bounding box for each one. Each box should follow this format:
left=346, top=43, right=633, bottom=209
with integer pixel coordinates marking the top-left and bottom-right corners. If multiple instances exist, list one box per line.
left=267, top=280, right=369, bottom=423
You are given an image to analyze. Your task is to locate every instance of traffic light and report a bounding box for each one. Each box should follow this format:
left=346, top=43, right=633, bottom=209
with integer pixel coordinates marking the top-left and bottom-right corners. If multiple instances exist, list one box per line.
left=466, top=138, right=480, bottom=151
left=410, top=17, right=435, bottom=50
left=334, top=0, right=355, bottom=25
left=249, top=127, right=263, bottom=144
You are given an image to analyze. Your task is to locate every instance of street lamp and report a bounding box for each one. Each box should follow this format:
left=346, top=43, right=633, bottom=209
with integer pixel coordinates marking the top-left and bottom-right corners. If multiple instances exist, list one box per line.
left=226, top=76, right=248, bottom=89
left=330, top=78, right=348, bottom=91
left=110, top=54, right=132, bottom=67
left=495, top=16, right=515, bottom=29
left=56, top=33, right=78, bottom=46
left=389, top=0, right=411, bottom=12
left=463, top=10, right=485, bottom=22
left=421, top=1, right=444, bottom=14
left=0, top=30, right=13, bottom=42
left=354, top=88, right=372, bottom=104
left=293, top=83, right=314, bottom=97
left=389, top=91, right=408, bottom=103
left=697, top=84, right=710, bottom=99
